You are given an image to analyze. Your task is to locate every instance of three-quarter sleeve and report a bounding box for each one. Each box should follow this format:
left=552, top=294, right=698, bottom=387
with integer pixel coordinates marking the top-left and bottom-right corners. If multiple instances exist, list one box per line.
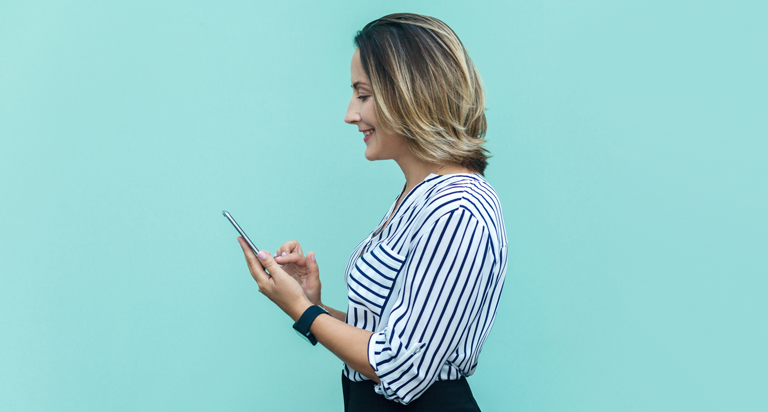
left=367, top=207, right=496, bottom=405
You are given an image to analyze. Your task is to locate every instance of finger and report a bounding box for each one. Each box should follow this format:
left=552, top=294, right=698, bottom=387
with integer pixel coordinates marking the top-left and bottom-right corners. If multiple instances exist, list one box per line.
left=274, top=253, right=305, bottom=264
left=237, top=237, right=269, bottom=284
left=255, top=249, right=289, bottom=282
left=306, top=251, right=320, bottom=284
left=273, top=251, right=288, bottom=260
left=278, top=240, right=303, bottom=256
left=276, top=241, right=293, bottom=256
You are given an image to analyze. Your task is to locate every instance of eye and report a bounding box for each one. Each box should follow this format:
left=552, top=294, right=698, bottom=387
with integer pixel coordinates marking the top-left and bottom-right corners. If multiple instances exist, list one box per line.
left=357, top=95, right=370, bottom=102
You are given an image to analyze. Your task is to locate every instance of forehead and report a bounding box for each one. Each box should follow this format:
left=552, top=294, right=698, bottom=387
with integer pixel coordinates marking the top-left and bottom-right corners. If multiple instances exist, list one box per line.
left=350, top=48, right=369, bottom=87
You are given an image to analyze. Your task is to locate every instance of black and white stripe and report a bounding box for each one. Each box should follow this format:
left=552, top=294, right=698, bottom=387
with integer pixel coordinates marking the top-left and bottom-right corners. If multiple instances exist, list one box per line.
left=342, top=173, right=508, bottom=405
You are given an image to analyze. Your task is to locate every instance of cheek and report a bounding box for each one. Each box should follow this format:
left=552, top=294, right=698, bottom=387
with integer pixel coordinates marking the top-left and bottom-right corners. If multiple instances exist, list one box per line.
left=362, top=104, right=378, bottom=126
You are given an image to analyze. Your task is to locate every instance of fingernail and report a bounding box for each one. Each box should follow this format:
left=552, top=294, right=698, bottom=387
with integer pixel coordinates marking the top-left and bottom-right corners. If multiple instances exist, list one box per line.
left=281, top=252, right=287, bottom=256
left=258, top=251, right=267, bottom=260
left=310, top=252, right=316, bottom=262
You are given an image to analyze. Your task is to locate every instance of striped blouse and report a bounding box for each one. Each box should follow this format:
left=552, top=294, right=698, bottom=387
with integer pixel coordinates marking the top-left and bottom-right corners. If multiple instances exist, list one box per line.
left=342, top=172, right=508, bottom=405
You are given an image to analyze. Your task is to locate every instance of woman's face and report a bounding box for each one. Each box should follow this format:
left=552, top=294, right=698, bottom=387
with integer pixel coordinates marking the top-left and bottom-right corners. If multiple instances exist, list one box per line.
left=345, top=48, right=409, bottom=162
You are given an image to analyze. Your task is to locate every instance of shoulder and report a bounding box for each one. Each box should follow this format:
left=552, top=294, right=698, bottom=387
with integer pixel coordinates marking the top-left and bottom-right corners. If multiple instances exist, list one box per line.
left=412, top=174, right=506, bottom=248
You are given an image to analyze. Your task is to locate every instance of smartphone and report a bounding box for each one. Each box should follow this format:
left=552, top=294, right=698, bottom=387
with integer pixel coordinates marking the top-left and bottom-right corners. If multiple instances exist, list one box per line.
left=222, top=210, right=260, bottom=255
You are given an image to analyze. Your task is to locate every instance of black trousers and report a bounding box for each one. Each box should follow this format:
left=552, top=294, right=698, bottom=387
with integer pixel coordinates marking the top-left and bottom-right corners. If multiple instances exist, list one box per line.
left=342, top=373, right=481, bottom=412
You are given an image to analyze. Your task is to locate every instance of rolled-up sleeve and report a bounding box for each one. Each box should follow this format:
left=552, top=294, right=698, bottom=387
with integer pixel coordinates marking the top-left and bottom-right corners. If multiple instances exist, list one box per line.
left=367, top=208, right=495, bottom=405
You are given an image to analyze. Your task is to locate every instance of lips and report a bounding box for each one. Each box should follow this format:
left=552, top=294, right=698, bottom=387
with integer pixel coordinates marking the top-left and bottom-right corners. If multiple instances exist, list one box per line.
left=362, top=129, right=374, bottom=142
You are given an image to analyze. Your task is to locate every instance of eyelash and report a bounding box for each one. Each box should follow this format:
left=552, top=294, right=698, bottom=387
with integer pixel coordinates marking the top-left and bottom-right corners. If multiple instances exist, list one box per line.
left=357, top=95, right=370, bottom=102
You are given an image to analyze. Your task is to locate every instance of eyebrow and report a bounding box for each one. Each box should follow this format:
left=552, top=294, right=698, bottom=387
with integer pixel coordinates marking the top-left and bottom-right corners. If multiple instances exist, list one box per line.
left=351, top=81, right=370, bottom=90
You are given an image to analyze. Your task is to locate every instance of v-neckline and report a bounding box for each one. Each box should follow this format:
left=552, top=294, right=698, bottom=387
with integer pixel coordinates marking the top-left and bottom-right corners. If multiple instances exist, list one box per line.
left=373, top=183, right=407, bottom=237
left=358, top=175, right=442, bottom=258
left=356, top=173, right=481, bottom=258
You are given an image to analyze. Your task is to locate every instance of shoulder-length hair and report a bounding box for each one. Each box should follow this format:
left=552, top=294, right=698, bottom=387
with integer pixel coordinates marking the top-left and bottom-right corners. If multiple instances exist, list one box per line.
left=354, top=13, right=490, bottom=175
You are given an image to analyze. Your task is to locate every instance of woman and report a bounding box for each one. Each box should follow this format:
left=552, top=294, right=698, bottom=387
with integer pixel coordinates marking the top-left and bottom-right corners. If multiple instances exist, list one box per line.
left=237, top=13, right=508, bottom=411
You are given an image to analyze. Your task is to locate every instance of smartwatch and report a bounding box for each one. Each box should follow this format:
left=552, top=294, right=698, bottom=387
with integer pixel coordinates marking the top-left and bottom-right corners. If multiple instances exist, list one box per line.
left=292, top=305, right=329, bottom=346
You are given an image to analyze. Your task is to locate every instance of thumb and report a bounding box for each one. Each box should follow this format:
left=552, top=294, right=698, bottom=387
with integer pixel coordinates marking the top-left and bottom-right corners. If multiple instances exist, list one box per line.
left=256, top=250, right=285, bottom=278
left=307, top=251, right=320, bottom=282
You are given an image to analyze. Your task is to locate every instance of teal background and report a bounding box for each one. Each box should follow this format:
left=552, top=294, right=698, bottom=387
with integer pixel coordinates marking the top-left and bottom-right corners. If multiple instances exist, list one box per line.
left=1, top=0, right=766, bottom=410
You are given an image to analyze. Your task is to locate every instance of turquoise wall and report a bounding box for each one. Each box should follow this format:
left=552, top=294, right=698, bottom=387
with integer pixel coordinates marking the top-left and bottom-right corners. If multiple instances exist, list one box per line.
left=1, top=1, right=766, bottom=410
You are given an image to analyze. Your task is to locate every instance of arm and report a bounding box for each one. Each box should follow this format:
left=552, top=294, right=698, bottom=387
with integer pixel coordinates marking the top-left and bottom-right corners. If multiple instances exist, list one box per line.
left=308, top=308, right=379, bottom=382
left=367, top=209, right=495, bottom=404
left=237, top=238, right=378, bottom=381
left=318, top=304, right=347, bottom=322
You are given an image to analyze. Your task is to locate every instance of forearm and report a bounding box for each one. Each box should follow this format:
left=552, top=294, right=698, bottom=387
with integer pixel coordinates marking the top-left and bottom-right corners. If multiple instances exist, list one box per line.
left=249, top=248, right=373, bottom=381
left=310, top=311, right=380, bottom=382
left=288, top=301, right=378, bottom=382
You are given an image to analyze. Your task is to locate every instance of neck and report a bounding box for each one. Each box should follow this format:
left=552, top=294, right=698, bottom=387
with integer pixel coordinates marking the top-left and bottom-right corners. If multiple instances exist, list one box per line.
left=394, top=155, right=442, bottom=195
left=393, top=147, right=476, bottom=195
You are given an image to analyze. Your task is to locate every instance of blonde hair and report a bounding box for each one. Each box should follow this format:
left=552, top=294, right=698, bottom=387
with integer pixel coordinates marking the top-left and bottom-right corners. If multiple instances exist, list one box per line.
left=354, top=13, right=490, bottom=175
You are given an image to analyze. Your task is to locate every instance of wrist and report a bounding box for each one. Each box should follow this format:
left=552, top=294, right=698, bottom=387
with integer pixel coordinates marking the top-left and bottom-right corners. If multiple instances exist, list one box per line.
left=290, top=300, right=314, bottom=322
left=292, top=304, right=330, bottom=346
left=310, top=294, right=322, bottom=307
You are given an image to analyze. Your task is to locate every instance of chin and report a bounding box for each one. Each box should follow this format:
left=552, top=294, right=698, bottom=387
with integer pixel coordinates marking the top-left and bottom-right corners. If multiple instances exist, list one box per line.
left=365, top=146, right=398, bottom=161
left=364, top=148, right=380, bottom=161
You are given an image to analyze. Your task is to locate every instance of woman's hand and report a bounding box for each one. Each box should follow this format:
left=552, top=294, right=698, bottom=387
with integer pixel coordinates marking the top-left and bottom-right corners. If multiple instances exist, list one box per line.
left=273, top=240, right=322, bottom=306
left=237, top=237, right=312, bottom=321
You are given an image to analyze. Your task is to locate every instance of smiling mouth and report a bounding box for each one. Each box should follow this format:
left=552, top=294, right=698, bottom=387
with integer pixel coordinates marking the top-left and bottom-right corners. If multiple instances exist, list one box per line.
left=362, top=129, right=374, bottom=142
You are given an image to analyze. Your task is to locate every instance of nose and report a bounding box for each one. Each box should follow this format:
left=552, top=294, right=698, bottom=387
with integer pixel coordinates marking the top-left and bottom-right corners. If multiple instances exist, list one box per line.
left=344, top=97, right=361, bottom=125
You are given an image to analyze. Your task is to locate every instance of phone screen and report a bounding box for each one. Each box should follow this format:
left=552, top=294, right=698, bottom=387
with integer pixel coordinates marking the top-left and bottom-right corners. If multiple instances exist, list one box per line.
left=223, top=210, right=260, bottom=255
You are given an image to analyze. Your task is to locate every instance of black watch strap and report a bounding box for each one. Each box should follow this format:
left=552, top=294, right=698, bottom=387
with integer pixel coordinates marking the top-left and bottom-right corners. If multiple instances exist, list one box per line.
left=293, top=305, right=329, bottom=346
